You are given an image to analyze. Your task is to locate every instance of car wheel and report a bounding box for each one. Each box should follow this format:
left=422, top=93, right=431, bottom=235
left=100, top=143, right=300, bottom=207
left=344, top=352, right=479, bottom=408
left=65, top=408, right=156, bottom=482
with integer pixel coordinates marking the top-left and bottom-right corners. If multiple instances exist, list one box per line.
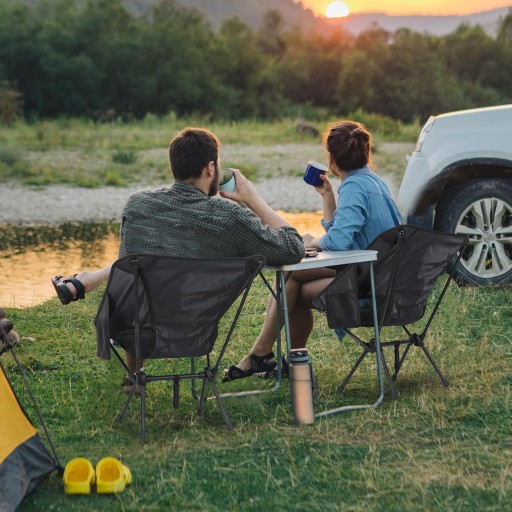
left=434, top=179, right=512, bottom=285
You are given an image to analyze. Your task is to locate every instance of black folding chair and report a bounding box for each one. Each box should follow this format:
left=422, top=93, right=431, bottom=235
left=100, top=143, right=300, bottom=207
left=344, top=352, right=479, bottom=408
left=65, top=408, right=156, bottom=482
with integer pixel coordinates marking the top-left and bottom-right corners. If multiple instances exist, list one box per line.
left=95, top=253, right=265, bottom=440
left=313, top=225, right=468, bottom=399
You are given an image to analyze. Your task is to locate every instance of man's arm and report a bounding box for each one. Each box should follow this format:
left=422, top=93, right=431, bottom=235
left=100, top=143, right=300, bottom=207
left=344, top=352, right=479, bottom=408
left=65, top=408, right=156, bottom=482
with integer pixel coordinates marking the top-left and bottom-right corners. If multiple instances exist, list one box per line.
left=219, top=169, right=291, bottom=229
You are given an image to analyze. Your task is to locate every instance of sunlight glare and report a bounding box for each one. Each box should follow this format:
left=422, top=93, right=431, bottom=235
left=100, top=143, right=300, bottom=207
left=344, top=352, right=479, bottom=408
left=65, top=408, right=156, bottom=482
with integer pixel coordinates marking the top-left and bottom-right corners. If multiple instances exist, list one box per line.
left=325, top=1, right=350, bottom=18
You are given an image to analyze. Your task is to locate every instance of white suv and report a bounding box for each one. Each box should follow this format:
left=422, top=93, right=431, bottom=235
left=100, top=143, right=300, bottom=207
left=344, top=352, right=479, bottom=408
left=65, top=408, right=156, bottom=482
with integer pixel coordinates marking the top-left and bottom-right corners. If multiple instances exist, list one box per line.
left=397, top=104, right=512, bottom=285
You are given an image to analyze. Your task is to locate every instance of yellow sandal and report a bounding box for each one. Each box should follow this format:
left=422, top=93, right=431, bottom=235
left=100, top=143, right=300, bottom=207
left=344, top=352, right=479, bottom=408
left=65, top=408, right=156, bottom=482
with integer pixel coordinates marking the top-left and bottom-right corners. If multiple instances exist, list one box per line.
left=95, top=457, right=132, bottom=494
left=63, top=457, right=95, bottom=495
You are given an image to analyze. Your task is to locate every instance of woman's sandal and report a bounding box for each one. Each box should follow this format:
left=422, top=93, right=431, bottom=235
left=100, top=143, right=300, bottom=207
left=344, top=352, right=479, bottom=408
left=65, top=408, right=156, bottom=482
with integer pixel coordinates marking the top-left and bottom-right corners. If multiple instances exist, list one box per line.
left=222, top=352, right=277, bottom=383
left=258, top=356, right=289, bottom=379
left=51, top=275, right=86, bottom=305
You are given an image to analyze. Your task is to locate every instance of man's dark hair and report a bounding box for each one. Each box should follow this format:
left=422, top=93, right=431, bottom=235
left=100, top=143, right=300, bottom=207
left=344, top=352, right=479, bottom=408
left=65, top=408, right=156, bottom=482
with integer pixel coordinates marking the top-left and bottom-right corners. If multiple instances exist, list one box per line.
left=324, top=120, right=372, bottom=172
left=169, top=128, right=220, bottom=181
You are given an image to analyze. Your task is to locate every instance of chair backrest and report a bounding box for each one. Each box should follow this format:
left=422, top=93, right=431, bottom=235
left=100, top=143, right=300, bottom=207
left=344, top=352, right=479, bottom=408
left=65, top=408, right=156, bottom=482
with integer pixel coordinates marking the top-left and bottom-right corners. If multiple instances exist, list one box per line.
left=313, top=225, right=467, bottom=328
left=95, top=254, right=265, bottom=360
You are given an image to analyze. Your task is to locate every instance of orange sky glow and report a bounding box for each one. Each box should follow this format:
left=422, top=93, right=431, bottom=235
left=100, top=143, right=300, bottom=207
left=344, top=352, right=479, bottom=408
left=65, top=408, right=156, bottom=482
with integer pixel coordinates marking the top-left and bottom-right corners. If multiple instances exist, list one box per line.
left=296, top=1, right=512, bottom=17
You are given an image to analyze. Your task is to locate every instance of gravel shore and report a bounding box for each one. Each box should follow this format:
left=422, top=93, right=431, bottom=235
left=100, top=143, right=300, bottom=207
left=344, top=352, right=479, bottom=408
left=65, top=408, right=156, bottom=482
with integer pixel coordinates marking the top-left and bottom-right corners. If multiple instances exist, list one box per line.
left=1, top=140, right=408, bottom=225
left=0, top=177, right=354, bottom=225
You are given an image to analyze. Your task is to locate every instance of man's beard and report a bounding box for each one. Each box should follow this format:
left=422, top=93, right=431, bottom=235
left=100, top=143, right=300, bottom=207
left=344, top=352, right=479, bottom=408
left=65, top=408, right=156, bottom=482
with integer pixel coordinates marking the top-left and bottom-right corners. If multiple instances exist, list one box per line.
left=208, top=164, right=220, bottom=197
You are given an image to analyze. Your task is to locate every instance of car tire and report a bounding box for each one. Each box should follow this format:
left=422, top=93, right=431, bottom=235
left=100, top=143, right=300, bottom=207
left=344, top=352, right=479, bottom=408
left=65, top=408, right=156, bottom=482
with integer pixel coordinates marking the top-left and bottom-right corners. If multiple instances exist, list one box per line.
left=434, top=179, right=512, bottom=286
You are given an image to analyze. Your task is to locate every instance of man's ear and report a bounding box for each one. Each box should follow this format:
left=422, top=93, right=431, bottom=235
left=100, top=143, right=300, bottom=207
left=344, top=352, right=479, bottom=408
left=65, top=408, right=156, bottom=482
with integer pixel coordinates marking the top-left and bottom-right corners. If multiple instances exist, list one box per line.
left=204, top=161, right=215, bottom=178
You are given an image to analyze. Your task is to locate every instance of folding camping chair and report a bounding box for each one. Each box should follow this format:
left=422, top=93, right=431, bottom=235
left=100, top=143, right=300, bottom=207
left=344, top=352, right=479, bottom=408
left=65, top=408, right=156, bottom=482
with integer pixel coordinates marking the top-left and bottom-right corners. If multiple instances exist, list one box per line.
left=95, top=253, right=265, bottom=440
left=313, top=225, right=468, bottom=400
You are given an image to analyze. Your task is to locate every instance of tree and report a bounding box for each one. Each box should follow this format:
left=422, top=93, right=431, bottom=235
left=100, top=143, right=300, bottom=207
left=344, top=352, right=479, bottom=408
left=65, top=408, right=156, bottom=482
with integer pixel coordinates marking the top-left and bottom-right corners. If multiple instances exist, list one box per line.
left=212, top=17, right=283, bottom=118
left=497, top=9, right=512, bottom=46
left=257, top=9, right=286, bottom=58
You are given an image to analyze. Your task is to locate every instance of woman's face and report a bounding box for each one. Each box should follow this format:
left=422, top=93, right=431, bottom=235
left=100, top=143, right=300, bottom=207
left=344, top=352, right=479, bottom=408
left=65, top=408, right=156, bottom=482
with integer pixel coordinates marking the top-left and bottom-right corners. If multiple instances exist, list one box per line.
left=327, top=153, right=342, bottom=177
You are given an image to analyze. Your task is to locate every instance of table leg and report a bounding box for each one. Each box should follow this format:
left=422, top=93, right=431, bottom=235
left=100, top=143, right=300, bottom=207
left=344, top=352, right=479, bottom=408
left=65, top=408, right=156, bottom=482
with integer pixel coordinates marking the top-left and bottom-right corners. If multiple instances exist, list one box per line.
left=315, top=261, right=384, bottom=417
left=218, top=270, right=284, bottom=398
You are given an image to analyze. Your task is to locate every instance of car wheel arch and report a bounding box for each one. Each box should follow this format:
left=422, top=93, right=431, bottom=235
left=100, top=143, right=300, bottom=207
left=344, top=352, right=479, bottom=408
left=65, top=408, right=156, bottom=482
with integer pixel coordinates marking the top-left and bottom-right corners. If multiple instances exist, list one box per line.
left=412, top=158, right=512, bottom=217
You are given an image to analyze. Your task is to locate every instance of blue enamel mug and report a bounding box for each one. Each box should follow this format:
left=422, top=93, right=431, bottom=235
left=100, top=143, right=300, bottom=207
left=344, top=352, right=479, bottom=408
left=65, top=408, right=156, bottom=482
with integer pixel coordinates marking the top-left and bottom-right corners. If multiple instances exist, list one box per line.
left=303, top=161, right=327, bottom=186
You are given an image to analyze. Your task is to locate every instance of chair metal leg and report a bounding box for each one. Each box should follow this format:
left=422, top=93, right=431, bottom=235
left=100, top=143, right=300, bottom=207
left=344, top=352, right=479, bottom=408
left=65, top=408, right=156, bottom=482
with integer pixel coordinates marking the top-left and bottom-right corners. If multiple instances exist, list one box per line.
left=379, top=350, right=399, bottom=400
left=392, top=342, right=412, bottom=381
left=140, top=385, right=147, bottom=442
left=173, top=377, right=180, bottom=409
left=205, top=370, right=233, bottom=431
left=394, top=343, right=400, bottom=378
left=337, top=349, right=369, bottom=394
left=197, top=379, right=208, bottom=417
left=116, top=390, right=135, bottom=423
left=418, top=343, right=449, bottom=387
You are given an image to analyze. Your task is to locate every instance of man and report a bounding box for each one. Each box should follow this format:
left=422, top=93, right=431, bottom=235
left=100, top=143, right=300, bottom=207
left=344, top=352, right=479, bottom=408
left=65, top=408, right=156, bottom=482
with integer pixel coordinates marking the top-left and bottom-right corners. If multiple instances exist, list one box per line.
left=52, top=127, right=305, bottom=390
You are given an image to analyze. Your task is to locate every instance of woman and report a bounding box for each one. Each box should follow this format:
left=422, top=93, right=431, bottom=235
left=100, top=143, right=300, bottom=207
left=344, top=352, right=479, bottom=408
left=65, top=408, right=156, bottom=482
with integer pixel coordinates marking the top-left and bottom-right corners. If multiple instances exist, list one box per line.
left=223, top=120, right=403, bottom=381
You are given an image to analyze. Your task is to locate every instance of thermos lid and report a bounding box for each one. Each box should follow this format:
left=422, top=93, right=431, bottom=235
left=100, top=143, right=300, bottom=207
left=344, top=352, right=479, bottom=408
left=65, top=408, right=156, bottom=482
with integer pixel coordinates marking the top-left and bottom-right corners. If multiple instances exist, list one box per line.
left=290, top=348, right=309, bottom=363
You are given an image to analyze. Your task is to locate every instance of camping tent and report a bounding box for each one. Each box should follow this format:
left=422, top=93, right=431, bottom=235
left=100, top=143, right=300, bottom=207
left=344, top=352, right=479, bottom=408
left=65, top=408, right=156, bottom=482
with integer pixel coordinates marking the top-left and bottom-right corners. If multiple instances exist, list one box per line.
left=0, top=320, right=61, bottom=512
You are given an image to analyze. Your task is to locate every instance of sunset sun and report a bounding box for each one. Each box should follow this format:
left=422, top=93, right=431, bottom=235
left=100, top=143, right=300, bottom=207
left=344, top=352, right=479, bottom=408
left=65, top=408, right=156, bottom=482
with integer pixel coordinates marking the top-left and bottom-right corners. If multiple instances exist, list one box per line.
left=325, top=1, right=350, bottom=18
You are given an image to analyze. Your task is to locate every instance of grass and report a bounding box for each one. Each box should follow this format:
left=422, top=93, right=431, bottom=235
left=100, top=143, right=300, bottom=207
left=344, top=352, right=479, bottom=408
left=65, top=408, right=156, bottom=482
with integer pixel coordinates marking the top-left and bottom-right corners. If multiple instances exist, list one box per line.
left=0, top=115, right=418, bottom=188
left=3, top=277, right=511, bottom=511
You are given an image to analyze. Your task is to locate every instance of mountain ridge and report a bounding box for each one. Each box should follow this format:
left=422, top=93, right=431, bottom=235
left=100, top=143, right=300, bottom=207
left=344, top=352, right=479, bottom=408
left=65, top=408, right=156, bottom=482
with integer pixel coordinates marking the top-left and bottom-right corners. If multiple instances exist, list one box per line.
left=334, top=6, right=511, bottom=36
left=22, top=1, right=512, bottom=36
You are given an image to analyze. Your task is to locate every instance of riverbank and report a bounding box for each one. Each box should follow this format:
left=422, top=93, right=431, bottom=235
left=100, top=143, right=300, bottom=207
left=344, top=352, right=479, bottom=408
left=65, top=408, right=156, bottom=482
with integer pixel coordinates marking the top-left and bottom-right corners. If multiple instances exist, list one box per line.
left=0, top=177, right=325, bottom=224
left=0, top=142, right=411, bottom=224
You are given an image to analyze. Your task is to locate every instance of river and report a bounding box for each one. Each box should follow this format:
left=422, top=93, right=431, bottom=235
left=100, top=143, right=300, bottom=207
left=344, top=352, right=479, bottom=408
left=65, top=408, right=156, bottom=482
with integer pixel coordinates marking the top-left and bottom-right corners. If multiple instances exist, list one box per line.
left=0, top=211, right=324, bottom=308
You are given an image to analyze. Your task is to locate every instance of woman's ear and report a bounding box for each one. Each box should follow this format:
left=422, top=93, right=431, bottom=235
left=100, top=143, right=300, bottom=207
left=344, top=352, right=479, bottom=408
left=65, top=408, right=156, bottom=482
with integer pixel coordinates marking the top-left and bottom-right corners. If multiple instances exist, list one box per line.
left=327, top=154, right=336, bottom=173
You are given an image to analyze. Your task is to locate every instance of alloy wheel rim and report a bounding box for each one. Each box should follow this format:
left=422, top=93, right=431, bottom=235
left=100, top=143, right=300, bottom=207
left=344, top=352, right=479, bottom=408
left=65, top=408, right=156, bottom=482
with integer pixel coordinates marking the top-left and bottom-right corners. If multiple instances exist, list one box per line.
left=454, top=197, right=512, bottom=279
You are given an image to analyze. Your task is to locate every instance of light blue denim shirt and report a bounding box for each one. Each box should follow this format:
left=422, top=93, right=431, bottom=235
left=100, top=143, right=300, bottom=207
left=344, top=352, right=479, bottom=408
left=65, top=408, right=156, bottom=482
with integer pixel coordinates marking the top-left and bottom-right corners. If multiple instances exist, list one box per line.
left=318, top=166, right=402, bottom=251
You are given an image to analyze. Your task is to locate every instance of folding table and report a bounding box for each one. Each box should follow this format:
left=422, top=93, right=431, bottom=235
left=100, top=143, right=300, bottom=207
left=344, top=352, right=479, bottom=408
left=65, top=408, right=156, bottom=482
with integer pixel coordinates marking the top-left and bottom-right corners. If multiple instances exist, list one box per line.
left=266, top=249, right=384, bottom=417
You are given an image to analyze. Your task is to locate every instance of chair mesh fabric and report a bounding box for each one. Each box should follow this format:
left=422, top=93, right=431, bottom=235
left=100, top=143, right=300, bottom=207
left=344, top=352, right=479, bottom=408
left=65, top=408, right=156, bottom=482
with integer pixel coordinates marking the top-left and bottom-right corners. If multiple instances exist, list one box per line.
left=313, top=225, right=467, bottom=329
left=95, top=254, right=264, bottom=359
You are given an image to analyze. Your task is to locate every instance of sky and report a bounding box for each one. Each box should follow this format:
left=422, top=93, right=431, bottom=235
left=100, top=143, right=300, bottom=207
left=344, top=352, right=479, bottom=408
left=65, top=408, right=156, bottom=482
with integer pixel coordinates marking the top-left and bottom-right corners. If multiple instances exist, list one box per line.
left=296, top=0, right=512, bottom=16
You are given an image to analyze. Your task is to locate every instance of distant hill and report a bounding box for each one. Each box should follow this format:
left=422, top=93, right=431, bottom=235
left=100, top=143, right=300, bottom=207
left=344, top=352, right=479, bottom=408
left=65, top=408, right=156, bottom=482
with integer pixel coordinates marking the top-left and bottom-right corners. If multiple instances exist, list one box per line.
left=22, top=1, right=512, bottom=37
left=141, top=1, right=511, bottom=37
left=332, top=6, right=512, bottom=37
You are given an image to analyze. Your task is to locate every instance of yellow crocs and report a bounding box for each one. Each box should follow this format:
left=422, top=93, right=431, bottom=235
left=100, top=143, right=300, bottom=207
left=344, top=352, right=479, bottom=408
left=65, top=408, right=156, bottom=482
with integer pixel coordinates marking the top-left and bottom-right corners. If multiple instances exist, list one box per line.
left=63, top=457, right=95, bottom=495
left=95, top=457, right=131, bottom=494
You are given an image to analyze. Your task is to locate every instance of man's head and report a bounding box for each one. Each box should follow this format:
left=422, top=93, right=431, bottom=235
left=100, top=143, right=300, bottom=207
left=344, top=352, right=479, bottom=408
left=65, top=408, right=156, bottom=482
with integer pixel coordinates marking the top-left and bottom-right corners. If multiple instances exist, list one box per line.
left=169, top=128, right=221, bottom=186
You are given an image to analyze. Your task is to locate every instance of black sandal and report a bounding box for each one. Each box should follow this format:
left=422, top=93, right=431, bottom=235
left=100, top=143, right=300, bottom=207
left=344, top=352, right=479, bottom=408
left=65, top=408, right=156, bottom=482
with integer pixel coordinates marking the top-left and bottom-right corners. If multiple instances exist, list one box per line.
left=51, top=275, right=86, bottom=305
left=222, top=352, right=277, bottom=383
left=258, top=356, right=289, bottom=379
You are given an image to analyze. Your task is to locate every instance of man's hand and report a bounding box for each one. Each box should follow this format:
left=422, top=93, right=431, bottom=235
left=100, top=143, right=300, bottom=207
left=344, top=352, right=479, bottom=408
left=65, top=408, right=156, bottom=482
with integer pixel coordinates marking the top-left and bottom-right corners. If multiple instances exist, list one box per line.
left=220, top=169, right=293, bottom=230
left=302, top=233, right=320, bottom=248
left=219, top=169, right=259, bottom=205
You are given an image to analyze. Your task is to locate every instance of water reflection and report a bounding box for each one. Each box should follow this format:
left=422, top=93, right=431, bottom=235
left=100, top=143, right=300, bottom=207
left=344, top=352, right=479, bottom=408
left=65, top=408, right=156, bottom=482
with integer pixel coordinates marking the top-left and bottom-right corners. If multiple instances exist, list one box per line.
left=0, top=211, right=323, bottom=308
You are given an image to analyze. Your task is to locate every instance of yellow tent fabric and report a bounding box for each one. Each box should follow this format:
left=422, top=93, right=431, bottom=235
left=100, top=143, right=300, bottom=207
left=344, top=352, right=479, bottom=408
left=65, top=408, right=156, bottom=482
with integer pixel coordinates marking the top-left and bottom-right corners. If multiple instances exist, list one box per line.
left=0, top=364, right=58, bottom=512
left=0, top=365, right=36, bottom=464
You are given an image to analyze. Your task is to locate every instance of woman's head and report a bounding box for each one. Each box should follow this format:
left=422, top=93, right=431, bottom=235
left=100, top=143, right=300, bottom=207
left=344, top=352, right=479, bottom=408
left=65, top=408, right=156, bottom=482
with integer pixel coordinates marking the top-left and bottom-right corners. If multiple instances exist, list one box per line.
left=324, top=120, right=372, bottom=173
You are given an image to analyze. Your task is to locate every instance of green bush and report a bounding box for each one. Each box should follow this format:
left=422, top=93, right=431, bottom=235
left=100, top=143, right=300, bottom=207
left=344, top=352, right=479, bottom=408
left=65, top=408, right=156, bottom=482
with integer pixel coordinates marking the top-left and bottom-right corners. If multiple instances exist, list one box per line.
left=0, top=147, right=24, bottom=166
left=112, top=149, right=138, bottom=165
left=103, top=170, right=124, bottom=186
left=76, top=176, right=100, bottom=188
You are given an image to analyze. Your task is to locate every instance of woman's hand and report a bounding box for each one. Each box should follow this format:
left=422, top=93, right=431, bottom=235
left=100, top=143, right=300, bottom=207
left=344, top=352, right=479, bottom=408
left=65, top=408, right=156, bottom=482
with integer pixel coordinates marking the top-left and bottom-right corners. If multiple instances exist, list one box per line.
left=302, top=233, right=320, bottom=248
left=313, top=173, right=333, bottom=196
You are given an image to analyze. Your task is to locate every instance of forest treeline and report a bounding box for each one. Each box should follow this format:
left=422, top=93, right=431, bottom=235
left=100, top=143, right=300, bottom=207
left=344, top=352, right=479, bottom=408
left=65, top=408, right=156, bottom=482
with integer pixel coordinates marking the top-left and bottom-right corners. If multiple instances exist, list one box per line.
left=1, top=0, right=511, bottom=124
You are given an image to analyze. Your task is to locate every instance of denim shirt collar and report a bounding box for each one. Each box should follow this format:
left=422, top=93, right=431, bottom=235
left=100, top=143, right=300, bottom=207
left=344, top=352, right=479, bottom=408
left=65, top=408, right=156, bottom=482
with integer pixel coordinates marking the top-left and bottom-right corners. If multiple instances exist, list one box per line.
left=337, top=165, right=371, bottom=192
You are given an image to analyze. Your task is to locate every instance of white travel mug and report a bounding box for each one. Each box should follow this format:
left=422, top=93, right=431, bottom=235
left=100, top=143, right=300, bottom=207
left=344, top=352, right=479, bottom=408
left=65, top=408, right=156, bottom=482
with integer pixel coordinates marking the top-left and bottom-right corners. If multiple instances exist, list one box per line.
left=289, top=348, right=315, bottom=425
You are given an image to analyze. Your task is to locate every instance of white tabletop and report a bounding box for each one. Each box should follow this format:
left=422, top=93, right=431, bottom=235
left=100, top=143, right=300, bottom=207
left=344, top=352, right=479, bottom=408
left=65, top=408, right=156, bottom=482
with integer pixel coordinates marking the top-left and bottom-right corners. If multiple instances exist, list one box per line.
left=266, top=249, right=377, bottom=271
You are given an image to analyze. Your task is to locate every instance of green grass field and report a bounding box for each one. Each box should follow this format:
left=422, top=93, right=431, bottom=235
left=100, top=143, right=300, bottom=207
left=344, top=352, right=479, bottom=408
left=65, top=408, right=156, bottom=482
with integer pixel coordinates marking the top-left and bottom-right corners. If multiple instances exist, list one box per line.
left=1, top=115, right=510, bottom=510
left=3, top=276, right=511, bottom=512
left=0, top=115, right=418, bottom=189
